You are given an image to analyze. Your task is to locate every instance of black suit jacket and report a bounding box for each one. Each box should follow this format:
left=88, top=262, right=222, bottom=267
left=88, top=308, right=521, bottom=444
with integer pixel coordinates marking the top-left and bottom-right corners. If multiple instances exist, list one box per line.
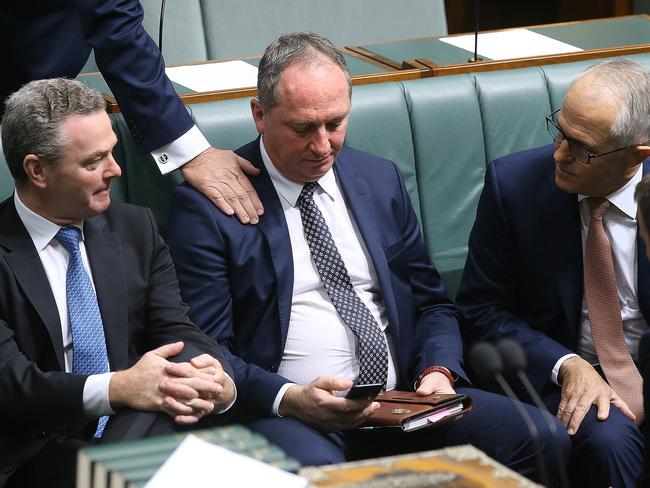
left=0, top=0, right=193, bottom=152
left=0, top=197, right=231, bottom=484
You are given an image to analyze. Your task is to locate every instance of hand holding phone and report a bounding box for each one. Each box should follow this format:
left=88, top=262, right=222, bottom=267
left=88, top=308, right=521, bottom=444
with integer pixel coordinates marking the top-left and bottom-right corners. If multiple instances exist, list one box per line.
left=345, top=382, right=383, bottom=400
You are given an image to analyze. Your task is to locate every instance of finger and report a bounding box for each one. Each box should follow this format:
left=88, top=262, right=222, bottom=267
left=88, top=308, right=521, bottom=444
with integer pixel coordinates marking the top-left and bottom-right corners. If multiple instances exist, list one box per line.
left=234, top=158, right=264, bottom=216
left=160, top=379, right=200, bottom=401
left=237, top=156, right=261, bottom=176
left=556, top=394, right=575, bottom=427
left=595, top=394, right=612, bottom=422
left=185, top=397, right=216, bottom=415
left=152, top=341, right=184, bottom=359
left=312, top=376, right=354, bottom=392
left=174, top=414, right=202, bottom=425
left=190, top=354, right=222, bottom=370
left=165, top=361, right=219, bottom=381
left=566, top=395, right=592, bottom=435
left=611, top=395, right=636, bottom=422
left=217, top=189, right=252, bottom=225
left=162, top=395, right=195, bottom=416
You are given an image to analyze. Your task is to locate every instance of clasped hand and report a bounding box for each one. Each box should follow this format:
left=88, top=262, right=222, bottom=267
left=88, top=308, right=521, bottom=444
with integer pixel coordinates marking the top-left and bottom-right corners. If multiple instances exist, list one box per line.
left=109, top=341, right=235, bottom=424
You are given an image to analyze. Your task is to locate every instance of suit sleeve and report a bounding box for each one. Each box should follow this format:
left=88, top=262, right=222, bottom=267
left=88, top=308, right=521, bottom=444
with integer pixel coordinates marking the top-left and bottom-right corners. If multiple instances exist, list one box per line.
left=77, top=0, right=194, bottom=153
left=456, top=162, right=573, bottom=391
left=134, top=207, right=234, bottom=381
left=0, top=296, right=87, bottom=430
left=388, top=163, right=468, bottom=385
left=168, top=186, right=289, bottom=417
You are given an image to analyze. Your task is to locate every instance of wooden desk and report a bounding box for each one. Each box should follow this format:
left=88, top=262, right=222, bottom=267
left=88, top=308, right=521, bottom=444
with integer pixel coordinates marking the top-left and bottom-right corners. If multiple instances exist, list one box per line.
left=347, top=15, right=650, bottom=76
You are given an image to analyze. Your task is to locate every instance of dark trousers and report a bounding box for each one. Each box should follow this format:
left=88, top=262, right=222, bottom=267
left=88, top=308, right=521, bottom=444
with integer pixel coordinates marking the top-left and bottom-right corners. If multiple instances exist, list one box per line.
left=543, top=387, right=644, bottom=488
left=245, top=386, right=571, bottom=486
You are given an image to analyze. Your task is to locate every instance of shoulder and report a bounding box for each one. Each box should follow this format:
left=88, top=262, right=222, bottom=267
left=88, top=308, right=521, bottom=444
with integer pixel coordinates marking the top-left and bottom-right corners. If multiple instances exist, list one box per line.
left=487, top=144, right=555, bottom=195
left=337, top=146, right=402, bottom=181
left=96, top=200, right=158, bottom=236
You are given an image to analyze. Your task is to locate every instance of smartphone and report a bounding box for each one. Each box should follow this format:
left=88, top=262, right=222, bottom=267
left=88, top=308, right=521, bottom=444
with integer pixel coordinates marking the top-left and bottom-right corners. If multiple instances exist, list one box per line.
left=345, top=382, right=383, bottom=400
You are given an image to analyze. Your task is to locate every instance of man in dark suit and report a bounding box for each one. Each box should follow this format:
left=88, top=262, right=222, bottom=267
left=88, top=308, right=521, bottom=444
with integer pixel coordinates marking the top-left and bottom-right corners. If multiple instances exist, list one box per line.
left=1, top=0, right=263, bottom=224
left=168, top=32, right=570, bottom=484
left=457, top=58, right=650, bottom=487
left=0, top=78, right=236, bottom=488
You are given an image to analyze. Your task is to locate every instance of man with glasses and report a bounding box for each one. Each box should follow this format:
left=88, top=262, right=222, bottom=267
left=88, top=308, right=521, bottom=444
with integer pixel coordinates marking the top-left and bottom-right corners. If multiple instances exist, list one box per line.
left=457, top=57, right=650, bottom=487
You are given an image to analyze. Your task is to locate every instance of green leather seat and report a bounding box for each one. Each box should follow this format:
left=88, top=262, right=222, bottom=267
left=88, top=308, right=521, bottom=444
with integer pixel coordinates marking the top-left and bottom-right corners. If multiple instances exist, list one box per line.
left=402, top=74, right=486, bottom=297
left=346, top=82, right=421, bottom=220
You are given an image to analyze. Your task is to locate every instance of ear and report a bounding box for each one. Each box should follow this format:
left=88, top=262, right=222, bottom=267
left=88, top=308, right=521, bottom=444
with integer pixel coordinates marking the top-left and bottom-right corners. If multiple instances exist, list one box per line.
left=22, top=154, right=49, bottom=189
left=250, top=98, right=266, bottom=135
left=636, top=145, right=650, bottom=162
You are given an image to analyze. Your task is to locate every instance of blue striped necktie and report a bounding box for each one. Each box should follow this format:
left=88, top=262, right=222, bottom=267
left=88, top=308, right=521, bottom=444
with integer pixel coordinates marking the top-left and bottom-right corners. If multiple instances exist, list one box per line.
left=56, top=226, right=110, bottom=438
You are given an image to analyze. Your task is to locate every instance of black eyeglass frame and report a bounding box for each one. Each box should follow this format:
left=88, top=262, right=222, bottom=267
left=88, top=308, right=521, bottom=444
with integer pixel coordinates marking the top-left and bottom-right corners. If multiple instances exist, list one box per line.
left=545, top=108, right=640, bottom=165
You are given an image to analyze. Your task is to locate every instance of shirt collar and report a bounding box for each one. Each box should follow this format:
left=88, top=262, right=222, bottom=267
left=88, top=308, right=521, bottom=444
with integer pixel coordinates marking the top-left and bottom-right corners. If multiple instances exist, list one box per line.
left=14, top=191, right=85, bottom=251
left=259, top=137, right=337, bottom=207
left=578, top=165, right=642, bottom=219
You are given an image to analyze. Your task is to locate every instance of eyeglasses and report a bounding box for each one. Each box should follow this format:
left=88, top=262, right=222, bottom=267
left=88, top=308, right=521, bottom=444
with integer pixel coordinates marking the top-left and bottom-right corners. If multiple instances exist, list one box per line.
left=545, top=108, right=637, bottom=165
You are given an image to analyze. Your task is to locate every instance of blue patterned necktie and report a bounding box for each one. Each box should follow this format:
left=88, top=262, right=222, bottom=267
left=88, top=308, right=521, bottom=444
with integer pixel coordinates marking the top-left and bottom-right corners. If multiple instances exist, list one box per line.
left=297, top=182, right=388, bottom=387
left=56, top=226, right=110, bottom=438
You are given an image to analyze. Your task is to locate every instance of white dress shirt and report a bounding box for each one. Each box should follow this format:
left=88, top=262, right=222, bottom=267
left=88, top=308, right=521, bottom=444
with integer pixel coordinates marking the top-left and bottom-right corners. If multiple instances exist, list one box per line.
left=552, top=167, right=648, bottom=383
left=14, top=192, right=114, bottom=418
left=151, top=125, right=210, bottom=174
left=259, top=139, right=399, bottom=415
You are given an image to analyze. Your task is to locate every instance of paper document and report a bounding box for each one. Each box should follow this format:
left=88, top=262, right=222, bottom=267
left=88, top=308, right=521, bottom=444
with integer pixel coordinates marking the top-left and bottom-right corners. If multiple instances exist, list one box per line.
left=403, top=404, right=465, bottom=431
left=166, top=60, right=258, bottom=92
left=440, top=28, right=582, bottom=60
left=144, top=434, right=308, bottom=488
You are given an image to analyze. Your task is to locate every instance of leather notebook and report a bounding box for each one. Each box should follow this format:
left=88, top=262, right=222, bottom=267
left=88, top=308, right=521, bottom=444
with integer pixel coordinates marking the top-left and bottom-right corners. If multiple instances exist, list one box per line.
left=362, top=391, right=473, bottom=432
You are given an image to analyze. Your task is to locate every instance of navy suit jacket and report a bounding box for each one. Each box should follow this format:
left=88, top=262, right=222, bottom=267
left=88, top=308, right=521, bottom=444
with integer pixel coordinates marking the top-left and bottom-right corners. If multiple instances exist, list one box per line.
left=168, top=138, right=466, bottom=418
left=457, top=144, right=650, bottom=393
left=0, top=198, right=231, bottom=484
left=0, top=0, right=192, bottom=152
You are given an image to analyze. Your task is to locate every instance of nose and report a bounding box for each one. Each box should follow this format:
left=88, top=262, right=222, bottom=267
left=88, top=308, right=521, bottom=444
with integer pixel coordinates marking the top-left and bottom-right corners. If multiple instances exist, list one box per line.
left=553, top=139, right=574, bottom=164
left=310, top=127, right=331, bottom=157
left=105, top=154, right=122, bottom=178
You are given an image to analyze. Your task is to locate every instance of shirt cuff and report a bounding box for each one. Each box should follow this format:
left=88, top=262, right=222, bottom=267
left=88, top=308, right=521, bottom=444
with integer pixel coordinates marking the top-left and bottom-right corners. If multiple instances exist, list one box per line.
left=83, top=372, right=116, bottom=418
left=272, top=383, right=296, bottom=417
left=150, top=125, right=211, bottom=175
left=552, top=353, right=579, bottom=385
left=215, top=372, right=238, bottom=414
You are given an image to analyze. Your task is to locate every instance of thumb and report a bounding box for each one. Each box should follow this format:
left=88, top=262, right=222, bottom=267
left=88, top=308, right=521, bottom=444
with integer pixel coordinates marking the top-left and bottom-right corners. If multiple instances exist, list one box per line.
left=312, top=376, right=354, bottom=392
left=153, top=341, right=184, bottom=359
left=238, top=156, right=261, bottom=175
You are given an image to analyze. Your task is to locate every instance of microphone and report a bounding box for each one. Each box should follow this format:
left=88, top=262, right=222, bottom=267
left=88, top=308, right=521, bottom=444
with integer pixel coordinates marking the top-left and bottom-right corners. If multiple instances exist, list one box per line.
left=469, top=342, right=550, bottom=488
left=158, top=0, right=167, bottom=53
left=497, top=339, right=570, bottom=488
left=468, top=0, right=484, bottom=63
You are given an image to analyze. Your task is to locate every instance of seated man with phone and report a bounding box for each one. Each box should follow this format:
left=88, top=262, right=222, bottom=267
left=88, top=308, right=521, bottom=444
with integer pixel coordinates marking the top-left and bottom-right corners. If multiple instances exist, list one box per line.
left=166, top=32, right=569, bottom=483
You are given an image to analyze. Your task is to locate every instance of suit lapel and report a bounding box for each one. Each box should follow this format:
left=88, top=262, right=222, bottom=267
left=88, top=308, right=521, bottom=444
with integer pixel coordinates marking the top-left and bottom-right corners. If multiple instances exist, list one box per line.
left=637, top=159, right=650, bottom=318
left=545, top=170, right=583, bottom=341
left=334, top=154, right=401, bottom=339
left=244, top=141, right=294, bottom=346
left=0, top=199, right=65, bottom=369
left=84, top=213, right=128, bottom=370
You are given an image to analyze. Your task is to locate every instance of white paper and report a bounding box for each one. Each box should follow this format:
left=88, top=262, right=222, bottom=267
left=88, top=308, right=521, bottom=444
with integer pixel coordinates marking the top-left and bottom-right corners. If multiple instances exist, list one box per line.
left=440, top=28, right=582, bottom=61
left=144, top=434, right=309, bottom=488
left=166, top=60, right=258, bottom=92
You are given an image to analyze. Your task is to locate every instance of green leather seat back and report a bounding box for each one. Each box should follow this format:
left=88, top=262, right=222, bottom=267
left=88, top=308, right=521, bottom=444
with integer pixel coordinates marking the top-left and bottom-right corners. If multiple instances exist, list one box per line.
left=0, top=139, right=14, bottom=201
left=201, top=0, right=447, bottom=59
left=189, top=98, right=258, bottom=150
left=346, top=82, right=421, bottom=221
left=402, top=74, right=486, bottom=298
left=474, top=67, right=551, bottom=163
left=141, top=0, right=209, bottom=65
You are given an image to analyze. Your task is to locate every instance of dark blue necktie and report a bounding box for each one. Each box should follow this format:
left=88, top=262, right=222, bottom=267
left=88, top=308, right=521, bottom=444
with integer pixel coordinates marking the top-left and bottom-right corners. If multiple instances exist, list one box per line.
left=297, top=182, right=388, bottom=387
left=56, top=226, right=109, bottom=438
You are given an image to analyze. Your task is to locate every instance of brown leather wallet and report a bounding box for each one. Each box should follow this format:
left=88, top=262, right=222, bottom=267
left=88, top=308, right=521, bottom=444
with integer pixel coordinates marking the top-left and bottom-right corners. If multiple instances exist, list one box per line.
left=361, top=390, right=473, bottom=432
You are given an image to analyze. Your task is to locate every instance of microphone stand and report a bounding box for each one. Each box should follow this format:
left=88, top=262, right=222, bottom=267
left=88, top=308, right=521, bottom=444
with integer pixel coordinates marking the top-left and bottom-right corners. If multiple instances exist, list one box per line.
left=468, top=0, right=483, bottom=63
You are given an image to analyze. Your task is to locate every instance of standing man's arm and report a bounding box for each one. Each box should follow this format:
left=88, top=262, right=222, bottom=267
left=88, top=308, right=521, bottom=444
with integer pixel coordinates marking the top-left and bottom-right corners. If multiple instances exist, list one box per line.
left=77, top=0, right=263, bottom=223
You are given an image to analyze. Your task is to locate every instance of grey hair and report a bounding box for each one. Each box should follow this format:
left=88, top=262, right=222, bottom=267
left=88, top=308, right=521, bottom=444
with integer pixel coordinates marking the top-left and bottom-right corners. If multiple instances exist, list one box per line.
left=257, top=32, right=351, bottom=109
left=580, top=58, right=650, bottom=146
left=1, top=78, right=106, bottom=183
